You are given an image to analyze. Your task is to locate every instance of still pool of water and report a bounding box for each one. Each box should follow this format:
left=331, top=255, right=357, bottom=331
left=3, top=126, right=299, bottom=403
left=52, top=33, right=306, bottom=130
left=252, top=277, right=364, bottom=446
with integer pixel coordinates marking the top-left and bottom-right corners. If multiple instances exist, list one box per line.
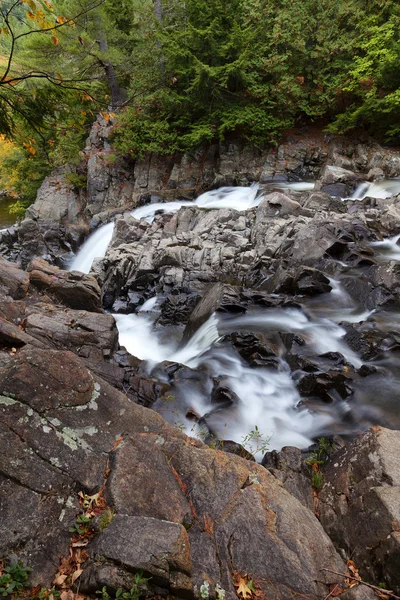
left=0, top=196, right=17, bottom=230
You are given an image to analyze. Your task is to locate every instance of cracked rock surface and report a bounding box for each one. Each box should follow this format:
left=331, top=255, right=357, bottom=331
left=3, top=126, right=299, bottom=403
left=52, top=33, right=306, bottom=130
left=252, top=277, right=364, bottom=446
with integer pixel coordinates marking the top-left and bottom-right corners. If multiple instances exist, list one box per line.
left=0, top=255, right=374, bottom=600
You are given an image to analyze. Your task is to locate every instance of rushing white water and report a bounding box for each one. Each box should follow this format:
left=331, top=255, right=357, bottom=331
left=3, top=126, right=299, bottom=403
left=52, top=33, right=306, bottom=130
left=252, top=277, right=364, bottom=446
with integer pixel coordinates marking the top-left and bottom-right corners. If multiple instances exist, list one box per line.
left=69, top=222, right=114, bottom=273
left=269, top=181, right=315, bottom=192
left=370, top=233, right=400, bottom=261
left=114, top=296, right=368, bottom=455
left=351, top=179, right=400, bottom=200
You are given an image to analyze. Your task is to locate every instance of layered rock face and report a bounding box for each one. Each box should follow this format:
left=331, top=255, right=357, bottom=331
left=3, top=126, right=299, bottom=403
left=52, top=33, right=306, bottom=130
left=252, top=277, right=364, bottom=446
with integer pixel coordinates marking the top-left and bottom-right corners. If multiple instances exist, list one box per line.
left=3, top=118, right=400, bottom=268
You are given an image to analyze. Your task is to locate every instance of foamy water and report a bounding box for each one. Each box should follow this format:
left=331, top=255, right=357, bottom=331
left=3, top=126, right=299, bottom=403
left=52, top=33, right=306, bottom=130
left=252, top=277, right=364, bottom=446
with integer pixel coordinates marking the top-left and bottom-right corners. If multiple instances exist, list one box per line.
left=351, top=179, right=400, bottom=200
left=114, top=293, right=372, bottom=455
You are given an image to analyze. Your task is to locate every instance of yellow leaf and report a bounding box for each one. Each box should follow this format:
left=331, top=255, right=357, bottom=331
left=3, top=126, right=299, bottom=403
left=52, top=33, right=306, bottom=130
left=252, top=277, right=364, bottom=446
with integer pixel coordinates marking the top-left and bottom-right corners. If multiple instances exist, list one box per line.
left=26, top=11, right=36, bottom=20
left=71, top=569, right=83, bottom=584
left=26, top=0, right=36, bottom=9
left=51, top=35, right=59, bottom=45
left=234, top=575, right=253, bottom=599
left=44, top=0, right=54, bottom=9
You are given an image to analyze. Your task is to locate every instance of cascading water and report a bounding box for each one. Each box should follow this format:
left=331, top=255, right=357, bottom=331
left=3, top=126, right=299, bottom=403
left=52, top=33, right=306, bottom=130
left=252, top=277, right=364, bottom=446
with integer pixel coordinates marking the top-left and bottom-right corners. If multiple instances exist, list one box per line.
left=70, top=185, right=265, bottom=274
left=351, top=178, right=400, bottom=200
left=70, top=181, right=400, bottom=456
left=113, top=281, right=385, bottom=456
left=69, top=221, right=114, bottom=274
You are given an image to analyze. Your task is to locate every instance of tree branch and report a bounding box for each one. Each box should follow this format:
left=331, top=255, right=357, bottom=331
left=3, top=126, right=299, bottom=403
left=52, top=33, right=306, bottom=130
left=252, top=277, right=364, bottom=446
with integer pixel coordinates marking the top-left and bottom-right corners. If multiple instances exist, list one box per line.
left=14, top=0, right=106, bottom=41
left=321, top=568, right=400, bottom=599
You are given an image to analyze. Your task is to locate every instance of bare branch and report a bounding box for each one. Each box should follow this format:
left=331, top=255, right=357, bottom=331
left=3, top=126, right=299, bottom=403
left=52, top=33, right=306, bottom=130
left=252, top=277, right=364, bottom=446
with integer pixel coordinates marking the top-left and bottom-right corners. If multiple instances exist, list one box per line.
left=321, top=568, right=400, bottom=599
left=14, top=0, right=106, bottom=41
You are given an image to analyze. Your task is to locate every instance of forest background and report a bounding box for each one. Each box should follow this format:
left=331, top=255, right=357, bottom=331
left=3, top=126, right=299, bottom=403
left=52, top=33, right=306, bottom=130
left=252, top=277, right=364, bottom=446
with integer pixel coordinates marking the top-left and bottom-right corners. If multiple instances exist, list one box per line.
left=0, top=0, right=399, bottom=214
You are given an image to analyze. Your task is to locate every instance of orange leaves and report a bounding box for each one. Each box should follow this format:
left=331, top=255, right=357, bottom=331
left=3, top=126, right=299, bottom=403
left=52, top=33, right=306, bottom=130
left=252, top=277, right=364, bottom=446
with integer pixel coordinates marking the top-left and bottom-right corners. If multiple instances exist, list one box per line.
left=23, top=138, right=37, bottom=155
left=51, top=36, right=59, bottom=45
left=346, top=560, right=361, bottom=589
left=101, top=112, right=117, bottom=121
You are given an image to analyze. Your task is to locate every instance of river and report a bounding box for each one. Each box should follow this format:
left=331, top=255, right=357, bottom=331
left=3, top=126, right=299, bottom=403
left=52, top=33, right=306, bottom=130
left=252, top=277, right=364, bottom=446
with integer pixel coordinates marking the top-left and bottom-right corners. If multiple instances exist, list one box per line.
left=0, top=195, right=17, bottom=230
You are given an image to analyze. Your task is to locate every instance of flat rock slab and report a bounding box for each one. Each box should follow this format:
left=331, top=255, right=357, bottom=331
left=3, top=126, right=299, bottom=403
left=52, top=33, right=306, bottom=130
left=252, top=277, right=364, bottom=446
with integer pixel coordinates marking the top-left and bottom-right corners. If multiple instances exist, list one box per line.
left=90, top=515, right=191, bottom=588
left=29, top=258, right=102, bottom=312
left=24, top=304, right=118, bottom=361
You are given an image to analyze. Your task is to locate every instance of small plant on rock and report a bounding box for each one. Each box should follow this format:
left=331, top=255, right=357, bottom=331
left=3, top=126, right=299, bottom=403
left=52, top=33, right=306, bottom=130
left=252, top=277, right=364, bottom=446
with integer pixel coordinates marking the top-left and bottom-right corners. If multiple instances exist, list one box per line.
left=0, top=561, right=32, bottom=597
left=242, top=426, right=270, bottom=457
left=99, top=508, right=116, bottom=531
left=69, top=514, right=92, bottom=536
left=96, top=571, right=151, bottom=600
left=306, top=437, right=334, bottom=492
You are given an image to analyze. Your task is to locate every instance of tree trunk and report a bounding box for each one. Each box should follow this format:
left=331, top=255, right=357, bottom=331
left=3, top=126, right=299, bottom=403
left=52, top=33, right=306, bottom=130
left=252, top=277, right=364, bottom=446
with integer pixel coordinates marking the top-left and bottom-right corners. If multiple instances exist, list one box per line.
left=97, top=22, right=122, bottom=109
left=153, top=0, right=163, bottom=24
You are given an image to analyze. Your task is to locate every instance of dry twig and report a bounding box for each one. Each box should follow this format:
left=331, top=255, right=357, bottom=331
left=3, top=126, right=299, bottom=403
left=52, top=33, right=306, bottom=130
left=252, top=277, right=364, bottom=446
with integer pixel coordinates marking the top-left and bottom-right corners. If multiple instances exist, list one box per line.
left=321, top=568, right=400, bottom=599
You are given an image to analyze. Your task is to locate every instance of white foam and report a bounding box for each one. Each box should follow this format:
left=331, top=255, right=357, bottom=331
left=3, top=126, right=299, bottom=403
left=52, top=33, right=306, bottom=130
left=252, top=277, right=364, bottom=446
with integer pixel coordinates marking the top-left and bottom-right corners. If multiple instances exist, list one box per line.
left=69, top=222, right=115, bottom=274
left=351, top=179, right=400, bottom=200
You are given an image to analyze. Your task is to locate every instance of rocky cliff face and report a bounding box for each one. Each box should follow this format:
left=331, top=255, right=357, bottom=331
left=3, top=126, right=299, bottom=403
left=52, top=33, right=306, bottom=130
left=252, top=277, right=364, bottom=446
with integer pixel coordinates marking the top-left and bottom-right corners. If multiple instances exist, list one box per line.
left=3, top=117, right=400, bottom=268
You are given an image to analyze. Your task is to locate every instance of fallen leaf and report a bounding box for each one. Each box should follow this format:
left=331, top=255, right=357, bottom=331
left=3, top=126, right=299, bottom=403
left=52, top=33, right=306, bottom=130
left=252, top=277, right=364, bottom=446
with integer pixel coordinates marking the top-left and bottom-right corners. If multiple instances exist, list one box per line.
left=234, top=575, right=253, bottom=599
left=71, top=568, right=83, bottom=584
left=71, top=540, right=89, bottom=548
left=53, top=574, right=67, bottom=586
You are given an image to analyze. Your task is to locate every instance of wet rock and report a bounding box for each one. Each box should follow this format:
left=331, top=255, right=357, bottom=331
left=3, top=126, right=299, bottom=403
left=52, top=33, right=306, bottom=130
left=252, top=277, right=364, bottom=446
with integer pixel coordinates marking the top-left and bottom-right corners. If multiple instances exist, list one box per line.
left=319, top=427, right=400, bottom=593
left=159, top=292, right=201, bottom=325
left=29, top=258, right=102, bottom=312
left=23, top=304, right=118, bottom=362
left=227, top=331, right=281, bottom=369
left=179, top=283, right=225, bottom=347
left=295, top=266, right=332, bottom=295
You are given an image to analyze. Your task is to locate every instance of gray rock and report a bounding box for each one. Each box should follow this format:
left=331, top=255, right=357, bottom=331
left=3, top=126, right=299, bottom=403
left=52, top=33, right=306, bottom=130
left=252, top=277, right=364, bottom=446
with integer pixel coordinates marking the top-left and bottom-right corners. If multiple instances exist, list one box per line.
left=29, top=258, right=102, bottom=312
left=0, top=256, right=29, bottom=299
left=319, top=427, right=400, bottom=593
left=88, top=515, right=192, bottom=589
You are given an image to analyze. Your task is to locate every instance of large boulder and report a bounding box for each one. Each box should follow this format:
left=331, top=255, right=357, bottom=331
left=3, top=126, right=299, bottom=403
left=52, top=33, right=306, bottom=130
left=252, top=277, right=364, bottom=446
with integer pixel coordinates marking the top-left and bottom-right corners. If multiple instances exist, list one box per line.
left=28, top=258, right=102, bottom=312
left=319, top=427, right=400, bottom=593
left=0, top=342, right=371, bottom=599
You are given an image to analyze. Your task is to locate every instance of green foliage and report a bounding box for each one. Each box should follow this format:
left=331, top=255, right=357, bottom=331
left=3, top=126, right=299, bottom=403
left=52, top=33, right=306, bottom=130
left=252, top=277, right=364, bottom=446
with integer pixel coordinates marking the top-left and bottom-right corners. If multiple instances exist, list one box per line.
left=98, top=508, right=116, bottom=531
left=8, top=200, right=26, bottom=220
left=306, top=437, right=334, bottom=491
left=96, top=571, right=151, bottom=600
left=306, top=437, right=334, bottom=468
left=241, top=425, right=270, bottom=457
left=311, top=470, right=324, bottom=492
left=69, top=514, right=93, bottom=535
left=65, top=172, right=87, bottom=189
left=35, top=588, right=61, bottom=600
left=329, top=13, right=400, bottom=141
left=0, top=561, right=32, bottom=598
